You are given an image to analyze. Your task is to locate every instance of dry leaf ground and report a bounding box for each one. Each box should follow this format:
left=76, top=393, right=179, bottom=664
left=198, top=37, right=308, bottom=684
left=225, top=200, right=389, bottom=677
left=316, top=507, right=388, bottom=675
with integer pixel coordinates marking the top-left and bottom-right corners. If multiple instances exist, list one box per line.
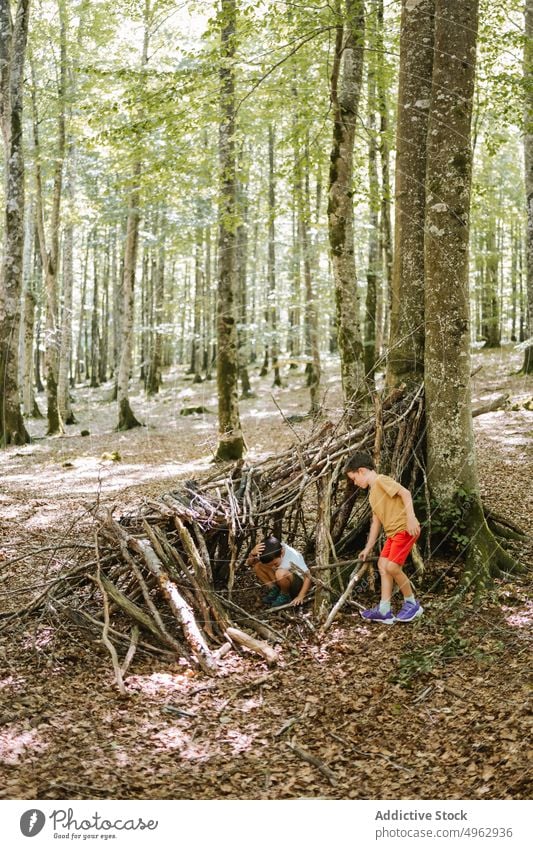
left=0, top=347, right=531, bottom=800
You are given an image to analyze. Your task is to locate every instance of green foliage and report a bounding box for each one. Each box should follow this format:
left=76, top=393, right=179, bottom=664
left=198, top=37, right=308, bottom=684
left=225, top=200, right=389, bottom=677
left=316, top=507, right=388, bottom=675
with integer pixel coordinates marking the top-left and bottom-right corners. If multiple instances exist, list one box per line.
left=428, top=488, right=478, bottom=552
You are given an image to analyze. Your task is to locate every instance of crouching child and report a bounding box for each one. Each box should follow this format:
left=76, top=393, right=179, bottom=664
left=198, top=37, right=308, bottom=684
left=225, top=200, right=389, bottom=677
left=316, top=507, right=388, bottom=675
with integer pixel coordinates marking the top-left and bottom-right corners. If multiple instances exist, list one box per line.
left=247, top=535, right=312, bottom=608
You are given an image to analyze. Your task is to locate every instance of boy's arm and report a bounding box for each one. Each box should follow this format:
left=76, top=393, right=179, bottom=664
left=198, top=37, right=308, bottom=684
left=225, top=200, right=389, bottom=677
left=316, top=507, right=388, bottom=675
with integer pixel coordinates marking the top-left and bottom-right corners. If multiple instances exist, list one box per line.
left=246, top=542, right=265, bottom=566
left=359, top=513, right=382, bottom=560
left=397, top=486, right=421, bottom=536
left=292, top=573, right=312, bottom=606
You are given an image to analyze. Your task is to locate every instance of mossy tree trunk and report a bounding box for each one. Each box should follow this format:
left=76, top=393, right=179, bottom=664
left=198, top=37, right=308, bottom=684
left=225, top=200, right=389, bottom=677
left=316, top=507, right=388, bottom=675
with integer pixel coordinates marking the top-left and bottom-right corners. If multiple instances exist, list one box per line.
left=523, top=0, right=533, bottom=373
left=0, top=0, right=30, bottom=447
left=327, top=0, right=367, bottom=419
left=424, top=0, right=515, bottom=591
left=386, top=0, right=434, bottom=390
left=215, top=0, right=245, bottom=461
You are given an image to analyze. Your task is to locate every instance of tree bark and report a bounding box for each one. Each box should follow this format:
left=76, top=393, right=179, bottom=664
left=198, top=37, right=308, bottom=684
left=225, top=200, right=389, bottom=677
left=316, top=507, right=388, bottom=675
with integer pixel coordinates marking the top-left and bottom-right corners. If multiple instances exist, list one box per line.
left=386, top=0, right=435, bottom=389
left=365, top=57, right=380, bottom=385
left=327, top=0, right=367, bottom=418
left=215, top=0, right=245, bottom=461
left=0, top=0, right=31, bottom=446
left=523, top=0, right=533, bottom=372
left=424, top=0, right=514, bottom=589
left=116, top=169, right=142, bottom=430
left=116, top=1, right=152, bottom=429
left=146, top=229, right=165, bottom=394
left=267, top=125, right=281, bottom=387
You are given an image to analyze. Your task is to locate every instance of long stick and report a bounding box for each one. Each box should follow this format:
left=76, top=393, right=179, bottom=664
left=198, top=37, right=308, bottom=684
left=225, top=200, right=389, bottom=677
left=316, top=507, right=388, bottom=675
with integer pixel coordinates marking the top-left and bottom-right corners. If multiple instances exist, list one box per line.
left=321, top=559, right=373, bottom=633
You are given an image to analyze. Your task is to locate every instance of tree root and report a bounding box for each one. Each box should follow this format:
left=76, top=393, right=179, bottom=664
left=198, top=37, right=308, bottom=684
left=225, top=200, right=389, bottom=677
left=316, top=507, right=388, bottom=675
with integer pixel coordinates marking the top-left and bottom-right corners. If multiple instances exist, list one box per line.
left=461, top=500, right=523, bottom=596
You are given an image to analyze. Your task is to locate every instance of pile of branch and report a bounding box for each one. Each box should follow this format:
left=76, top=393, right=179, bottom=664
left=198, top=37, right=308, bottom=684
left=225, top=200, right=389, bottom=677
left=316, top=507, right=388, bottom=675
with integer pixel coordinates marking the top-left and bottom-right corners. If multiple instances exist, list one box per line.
left=3, top=387, right=425, bottom=675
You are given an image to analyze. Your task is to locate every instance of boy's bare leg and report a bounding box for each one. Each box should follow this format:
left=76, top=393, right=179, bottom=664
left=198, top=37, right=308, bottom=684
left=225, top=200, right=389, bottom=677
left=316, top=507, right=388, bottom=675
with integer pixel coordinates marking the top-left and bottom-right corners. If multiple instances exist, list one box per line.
left=254, top=562, right=277, bottom=587
left=378, top=557, right=394, bottom=603
left=274, top=568, right=292, bottom=595
left=384, top=560, right=414, bottom=599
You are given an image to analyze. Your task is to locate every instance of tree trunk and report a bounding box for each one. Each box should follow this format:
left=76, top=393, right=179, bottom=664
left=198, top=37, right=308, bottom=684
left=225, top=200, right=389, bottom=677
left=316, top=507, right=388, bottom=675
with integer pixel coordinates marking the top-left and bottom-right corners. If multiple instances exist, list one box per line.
left=300, top=144, right=322, bottom=415
left=327, top=0, right=367, bottom=417
left=117, top=170, right=142, bottom=430
left=215, top=0, right=245, bottom=461
left=386, top=0, right=435, bottom=389
left=191, top=225, right=204, bottom=385
left=33, top=2, right=67, bottom=435
left=523, top=0, right=533, bottom=372
left=75, top=237, right=89, bottom=384
left=376, top=0, right=393, bottom=354
left=236, top=159, right=253, bottom=398
left=424, top=0, right=514, bottom=590
left=90, top=230, right=101, bottom=388
left=116, top=2, right=152, bottom=428
left=147, top=233, right=164, bottom=394
left=267, top=125, right=281, bottom=387
left=481, top=222, right=501, bottom=347
left=0, top=0, right=31, bottom=446
left=365, top=58, right=380, bottom=385
left=58, top=146, right=75, bottom=425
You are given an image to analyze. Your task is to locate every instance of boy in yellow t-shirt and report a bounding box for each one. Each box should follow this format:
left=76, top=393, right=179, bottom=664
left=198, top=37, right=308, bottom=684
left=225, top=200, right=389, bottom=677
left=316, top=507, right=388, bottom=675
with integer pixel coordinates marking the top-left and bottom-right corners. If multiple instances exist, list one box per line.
left=344, top=451, right=422, bottom=624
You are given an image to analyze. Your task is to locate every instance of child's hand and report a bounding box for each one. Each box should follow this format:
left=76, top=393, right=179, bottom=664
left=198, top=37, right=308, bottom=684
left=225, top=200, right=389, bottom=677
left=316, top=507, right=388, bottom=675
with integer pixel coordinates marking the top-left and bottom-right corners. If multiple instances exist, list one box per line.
left=407, top=518, right=420, bottom=537
left=358, top=547, right=372, bottom=562
left=251, top=542, right=265, bottom=558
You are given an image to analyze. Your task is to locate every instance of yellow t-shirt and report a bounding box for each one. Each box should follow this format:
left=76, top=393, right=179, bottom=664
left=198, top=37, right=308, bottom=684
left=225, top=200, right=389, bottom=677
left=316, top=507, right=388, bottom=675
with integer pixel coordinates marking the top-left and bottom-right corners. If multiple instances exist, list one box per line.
left=369, top=474, right=407, bottom=537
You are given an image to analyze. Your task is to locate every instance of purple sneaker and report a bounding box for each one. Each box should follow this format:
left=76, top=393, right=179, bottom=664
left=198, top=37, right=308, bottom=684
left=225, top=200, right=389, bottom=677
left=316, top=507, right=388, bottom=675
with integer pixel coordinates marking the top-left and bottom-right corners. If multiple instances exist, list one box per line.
left=395, top=600, right=423, bottom=622
left=360, top=606, right=395, bottom=625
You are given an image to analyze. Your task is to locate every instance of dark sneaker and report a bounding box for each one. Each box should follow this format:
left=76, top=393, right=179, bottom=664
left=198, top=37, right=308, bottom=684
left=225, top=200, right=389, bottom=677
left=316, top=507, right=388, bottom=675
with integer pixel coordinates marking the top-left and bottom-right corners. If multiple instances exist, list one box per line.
left=263, top=586, right=280, bottom=605
left=395, top=600, right=423, bottom=622
left=360, top=606, right=395, bottom=625
left=270, top=592, right=292, bottom=607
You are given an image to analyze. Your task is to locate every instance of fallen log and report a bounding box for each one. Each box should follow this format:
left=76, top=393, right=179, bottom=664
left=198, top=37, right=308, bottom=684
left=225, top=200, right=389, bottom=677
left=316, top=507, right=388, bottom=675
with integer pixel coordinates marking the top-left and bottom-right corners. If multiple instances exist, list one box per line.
left=225, top=627, right=278, bottom=666
left=472, top=393, right=509, bottom=417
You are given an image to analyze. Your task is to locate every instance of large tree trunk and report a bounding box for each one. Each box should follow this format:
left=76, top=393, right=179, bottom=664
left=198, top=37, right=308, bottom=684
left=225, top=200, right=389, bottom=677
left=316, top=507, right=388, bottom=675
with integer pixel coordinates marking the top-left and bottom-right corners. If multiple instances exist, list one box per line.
left=37, top=2, right=67, bottom=435
left=215, top=0, right=245, bottom=461
left=523, top=0, right=533, bottom=373
left=266, top=125, right=281, bottom=388
left=236, top=159, right=253, bottom=398
left=116, top=172, right=142, bottom=430
left=424, top=0, right=515, bottom=590
left=0, top=0, right=30, bottom=447
left=376, top=0, right=393, bottom=352
left=327, top=0, right=366, bottom=418
left=300, top=142, right=322, bottom=415
left=364, top=57, right=380, bottom=386
left=116, top=2, right=152, bottom=429
left=386, top=0, right=435, bottom=390
left=57, top=148, right=75, bottom=425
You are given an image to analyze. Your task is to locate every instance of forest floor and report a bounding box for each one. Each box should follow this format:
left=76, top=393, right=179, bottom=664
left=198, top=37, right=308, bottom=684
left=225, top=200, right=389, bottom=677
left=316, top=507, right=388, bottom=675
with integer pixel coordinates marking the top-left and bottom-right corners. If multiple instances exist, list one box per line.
left=0, top=346, right=531, bottom=800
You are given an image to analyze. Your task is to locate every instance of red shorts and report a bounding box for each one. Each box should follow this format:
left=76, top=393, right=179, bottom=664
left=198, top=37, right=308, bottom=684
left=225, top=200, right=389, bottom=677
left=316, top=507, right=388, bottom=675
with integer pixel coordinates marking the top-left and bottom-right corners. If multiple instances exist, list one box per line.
left=380, top=530, right=419, bottom=566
